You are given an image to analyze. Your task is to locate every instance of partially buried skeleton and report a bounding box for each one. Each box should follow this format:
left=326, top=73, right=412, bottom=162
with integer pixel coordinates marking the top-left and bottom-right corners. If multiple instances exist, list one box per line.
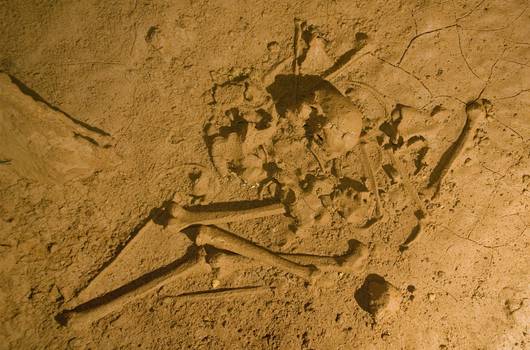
left=58, top=23, right=471, bottom=326
left=57, top=25, right=376, bottom=327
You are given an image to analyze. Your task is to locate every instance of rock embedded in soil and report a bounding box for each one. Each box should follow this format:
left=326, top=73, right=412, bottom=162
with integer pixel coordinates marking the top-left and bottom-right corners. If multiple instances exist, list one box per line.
left=354, top=274, right=400, bottom=318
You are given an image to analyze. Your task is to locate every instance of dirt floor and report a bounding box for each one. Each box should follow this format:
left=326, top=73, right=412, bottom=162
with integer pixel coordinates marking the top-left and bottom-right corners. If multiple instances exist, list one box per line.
left=1, top=0, right=529, bottom=349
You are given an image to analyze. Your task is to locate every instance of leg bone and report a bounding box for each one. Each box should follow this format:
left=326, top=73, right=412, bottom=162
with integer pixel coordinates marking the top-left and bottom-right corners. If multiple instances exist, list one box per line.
left=167, top=202, right=286, bottom=231
left=208, top=239, right=368, bottom=273
left=196, top=225, right=317, bottom=280
left=56, top=247, right=201, bottom=328
left=278, top=240, right=367, bottom=272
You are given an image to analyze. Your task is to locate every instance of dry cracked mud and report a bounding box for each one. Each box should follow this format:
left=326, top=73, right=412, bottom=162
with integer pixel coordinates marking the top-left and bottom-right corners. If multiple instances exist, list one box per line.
left=1, top=1, right=529, bottom=349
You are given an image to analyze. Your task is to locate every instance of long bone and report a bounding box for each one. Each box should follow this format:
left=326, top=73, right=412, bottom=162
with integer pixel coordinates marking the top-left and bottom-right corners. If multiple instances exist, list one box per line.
left=79, top=201, right=286, bottom=295
left=278, top=240, right=368, bottom=272
left=196, top=225, right=317, bottom=280
left=57, top=225, right=365, bottom=327
left=167, top=202, right=286, bottom=231
left=56, top=246, right=202, bottom=328
left=208, top=239, right=368, bottom=273
left=59, top=202, right=287, bottom=325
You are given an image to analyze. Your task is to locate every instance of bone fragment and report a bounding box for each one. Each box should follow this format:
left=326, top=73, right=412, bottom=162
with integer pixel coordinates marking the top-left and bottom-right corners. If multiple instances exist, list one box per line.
left=359, top=142, right=382, bottom=218
left=163, top=285, right=272, bottom=302
left=387, top=149, right=427, bottom=216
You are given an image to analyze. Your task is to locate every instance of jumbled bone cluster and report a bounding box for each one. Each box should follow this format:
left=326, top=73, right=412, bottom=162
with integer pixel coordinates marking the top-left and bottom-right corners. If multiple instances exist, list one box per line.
left=205, top=27, right=374, bottom=231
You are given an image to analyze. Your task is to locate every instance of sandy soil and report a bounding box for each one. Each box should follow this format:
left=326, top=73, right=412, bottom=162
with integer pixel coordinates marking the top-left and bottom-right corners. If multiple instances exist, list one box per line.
left=1, top=0, right=529, bottom=349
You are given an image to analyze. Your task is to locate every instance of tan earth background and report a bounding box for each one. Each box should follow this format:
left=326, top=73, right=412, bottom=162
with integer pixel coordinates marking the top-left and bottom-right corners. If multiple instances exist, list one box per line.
left=1, top=0, right=529, bottom=349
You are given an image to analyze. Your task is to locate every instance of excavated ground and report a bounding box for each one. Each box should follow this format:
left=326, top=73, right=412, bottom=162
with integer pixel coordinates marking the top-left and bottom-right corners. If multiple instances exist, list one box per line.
left=1, top=1, right=529, bottom=349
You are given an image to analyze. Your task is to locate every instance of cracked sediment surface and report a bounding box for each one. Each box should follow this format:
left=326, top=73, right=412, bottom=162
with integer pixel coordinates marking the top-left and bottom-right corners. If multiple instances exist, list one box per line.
left=1, top=1, right=529, bottom=349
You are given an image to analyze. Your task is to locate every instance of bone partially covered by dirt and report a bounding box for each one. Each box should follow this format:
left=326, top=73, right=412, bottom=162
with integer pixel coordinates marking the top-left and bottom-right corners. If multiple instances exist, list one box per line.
left=312, top=85, right=363, bottom=160
left=57, top=247, right=202, bottom=328
left=206, top=239, right=368, bottom=276
left=279, top=240, right=368, bottom=272
left=74, top=220, right=194, bottom=305
left=300, top=33, right=334, bottom=75
left=196, top=225, right=317, bottom=280
left=390, top=104, right=467, bottom=193
left=209, top=132, right=244, bottom=176
left=167, top=202, right=286, bottom=231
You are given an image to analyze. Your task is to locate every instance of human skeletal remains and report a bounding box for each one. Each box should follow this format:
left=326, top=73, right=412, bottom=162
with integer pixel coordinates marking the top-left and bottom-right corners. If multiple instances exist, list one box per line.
left=57, top=200, right=368, bottom=327
left=60, top=22, right=450, bottom=328
left=205, top=26, right=374, bottom=231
